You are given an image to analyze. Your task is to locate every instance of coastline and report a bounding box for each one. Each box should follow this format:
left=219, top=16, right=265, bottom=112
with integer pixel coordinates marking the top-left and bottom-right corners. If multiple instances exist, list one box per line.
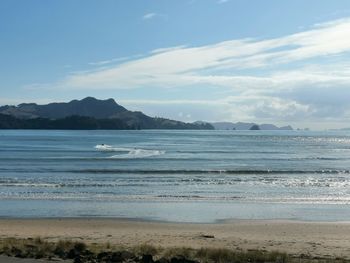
left=0, top=218, right=349, bottom=259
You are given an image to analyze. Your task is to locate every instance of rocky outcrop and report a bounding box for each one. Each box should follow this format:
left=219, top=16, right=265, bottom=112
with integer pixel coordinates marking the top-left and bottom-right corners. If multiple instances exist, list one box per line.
left=249, top=124, right=260, bottom=130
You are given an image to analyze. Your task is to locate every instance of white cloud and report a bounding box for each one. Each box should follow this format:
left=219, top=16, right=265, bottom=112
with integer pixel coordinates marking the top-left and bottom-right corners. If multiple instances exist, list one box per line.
left=150, top=45, right=188, bottom=54
left=88, top=59, right=116, bottom=66
left=54, top=18, right=350, bottom=91
left=88, top=54, right=145, bottom=66
left=142, top=13, right=157, bottom=20
left=142, top=12, right=170, bottom=22
left=118, top=96, right=311, bottom=124
left=25, top=17, right=350, bottom=128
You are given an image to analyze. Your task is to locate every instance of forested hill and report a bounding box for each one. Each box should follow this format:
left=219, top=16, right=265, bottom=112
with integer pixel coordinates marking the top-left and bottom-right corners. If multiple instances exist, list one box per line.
left=0, top=97, right=214, bottom=130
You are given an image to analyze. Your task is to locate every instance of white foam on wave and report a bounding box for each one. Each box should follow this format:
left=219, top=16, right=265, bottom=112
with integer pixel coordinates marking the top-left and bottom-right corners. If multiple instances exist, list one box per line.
left=110, top=149, right=165, bottom=159
left=94, top=144, right=127, bottom=152
left=95, top=144, right=165, bottom=159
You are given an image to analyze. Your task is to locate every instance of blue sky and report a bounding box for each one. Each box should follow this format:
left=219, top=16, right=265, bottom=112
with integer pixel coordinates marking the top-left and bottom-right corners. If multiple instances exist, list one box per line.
left=1, top=0, right=350, bottom=129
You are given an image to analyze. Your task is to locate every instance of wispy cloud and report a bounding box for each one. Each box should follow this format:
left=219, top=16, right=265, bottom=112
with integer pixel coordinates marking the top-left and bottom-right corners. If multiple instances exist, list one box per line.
left=88, top=55, right=143, bottom=66
left=88, top=60, right=116, bottom=66
left=27, top=17, right=350, bottom=127
left=142, top=13, right=157, bottom=20
left=150, top=45, right=187, bottom=54
left=217, top=0, right=229, bottom=4
left=57, top=18, right=350, bottom=89
left=142, top=12, right=168, bottom=21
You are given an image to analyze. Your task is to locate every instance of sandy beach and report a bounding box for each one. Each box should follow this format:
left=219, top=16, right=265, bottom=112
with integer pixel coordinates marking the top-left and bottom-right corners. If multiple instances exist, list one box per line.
left=0, top=218, right=349, bottom=259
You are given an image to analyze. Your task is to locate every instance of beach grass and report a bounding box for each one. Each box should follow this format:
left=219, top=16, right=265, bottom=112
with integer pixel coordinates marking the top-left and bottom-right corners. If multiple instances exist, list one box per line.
left=0, top=237, right=349, bottom=263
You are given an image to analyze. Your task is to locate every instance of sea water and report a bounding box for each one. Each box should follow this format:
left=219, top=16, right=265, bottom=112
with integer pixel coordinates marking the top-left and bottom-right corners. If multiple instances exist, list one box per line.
left=0, top=129, right=349, bottom=222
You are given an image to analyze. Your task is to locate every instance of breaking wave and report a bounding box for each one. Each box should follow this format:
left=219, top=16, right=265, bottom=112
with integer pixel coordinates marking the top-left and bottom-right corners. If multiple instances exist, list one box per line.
left=95, top=144, right=165, bottom=159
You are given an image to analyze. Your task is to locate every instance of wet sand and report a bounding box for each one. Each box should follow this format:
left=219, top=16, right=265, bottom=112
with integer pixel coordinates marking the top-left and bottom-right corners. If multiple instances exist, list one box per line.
left=0, top=219, right=349, bottom=259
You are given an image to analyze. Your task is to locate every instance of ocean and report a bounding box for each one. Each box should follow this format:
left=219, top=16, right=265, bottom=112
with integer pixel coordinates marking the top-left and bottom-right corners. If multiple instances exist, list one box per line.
left=0, top=129, right=349, bottom=222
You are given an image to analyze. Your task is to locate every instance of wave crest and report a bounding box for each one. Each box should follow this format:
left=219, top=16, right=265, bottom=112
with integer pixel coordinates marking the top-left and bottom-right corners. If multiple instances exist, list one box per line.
left=95, top=144, right=165, bottom=159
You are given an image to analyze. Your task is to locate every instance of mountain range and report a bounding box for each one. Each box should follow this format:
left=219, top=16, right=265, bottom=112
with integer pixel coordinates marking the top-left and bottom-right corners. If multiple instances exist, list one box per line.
left=0, top=97, right=293, bottom=130
left=0, top=97, right=213, bottom=130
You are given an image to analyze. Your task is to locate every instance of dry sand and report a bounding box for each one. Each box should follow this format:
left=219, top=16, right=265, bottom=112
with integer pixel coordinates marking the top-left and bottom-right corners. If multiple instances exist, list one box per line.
left=0, top=219, right=349, bottom=259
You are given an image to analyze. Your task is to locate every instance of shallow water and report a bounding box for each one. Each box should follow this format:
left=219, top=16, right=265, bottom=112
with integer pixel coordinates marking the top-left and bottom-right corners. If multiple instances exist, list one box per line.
left=0, top=129, right=349, bottom=222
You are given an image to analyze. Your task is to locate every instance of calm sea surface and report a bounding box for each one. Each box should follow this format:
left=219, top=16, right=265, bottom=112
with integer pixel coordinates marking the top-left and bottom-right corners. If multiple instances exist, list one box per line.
left=0, top=130, right=350, bottom=222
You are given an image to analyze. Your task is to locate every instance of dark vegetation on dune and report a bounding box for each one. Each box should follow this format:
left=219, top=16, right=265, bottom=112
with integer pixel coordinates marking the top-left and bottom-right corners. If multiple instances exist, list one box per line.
left=0, top=238, right=348, bottom=263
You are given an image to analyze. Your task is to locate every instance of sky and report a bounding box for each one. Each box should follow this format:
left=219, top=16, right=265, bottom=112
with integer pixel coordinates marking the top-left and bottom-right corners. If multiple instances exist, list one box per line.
left=1, top=0, right=350, bottom=129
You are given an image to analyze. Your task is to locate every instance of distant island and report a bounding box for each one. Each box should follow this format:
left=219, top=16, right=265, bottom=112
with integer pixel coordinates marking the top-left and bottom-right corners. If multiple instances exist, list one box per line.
left=210, top=121, right=293, bottom=131
left=0, top=97, right=293, bottom=130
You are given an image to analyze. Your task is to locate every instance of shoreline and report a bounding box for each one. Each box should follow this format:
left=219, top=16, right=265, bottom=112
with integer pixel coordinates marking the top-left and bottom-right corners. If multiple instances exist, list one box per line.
left=1, top=216, right=350, bottom=224
left=1, top=200, right=350, bottom=223
left=0, top=218, right=349, bottom=258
